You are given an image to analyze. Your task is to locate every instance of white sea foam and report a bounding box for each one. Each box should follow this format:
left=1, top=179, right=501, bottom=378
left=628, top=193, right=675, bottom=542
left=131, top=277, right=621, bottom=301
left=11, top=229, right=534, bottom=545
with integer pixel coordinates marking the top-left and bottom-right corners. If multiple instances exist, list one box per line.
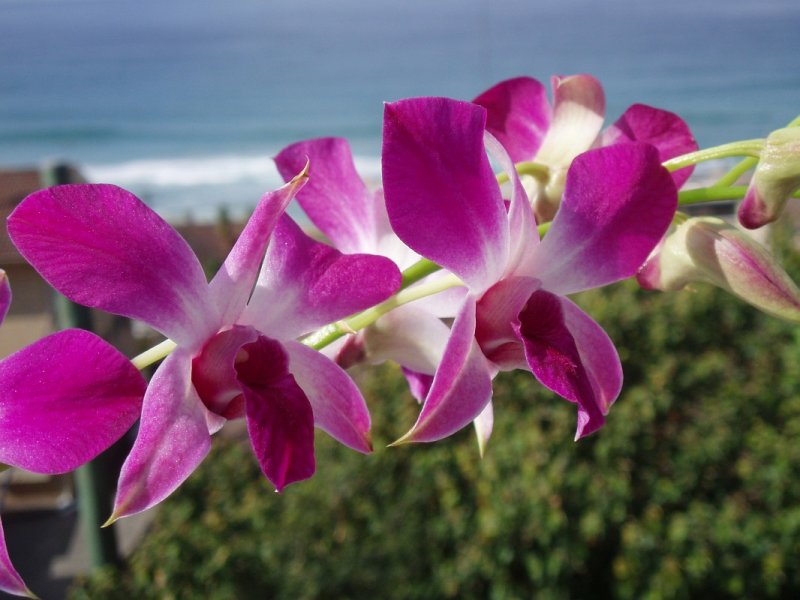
left=80, top=151, right=383, bottom=222
left=83, top=155, right=280, bottom=188
left=84, top=152, right=382, bottom=189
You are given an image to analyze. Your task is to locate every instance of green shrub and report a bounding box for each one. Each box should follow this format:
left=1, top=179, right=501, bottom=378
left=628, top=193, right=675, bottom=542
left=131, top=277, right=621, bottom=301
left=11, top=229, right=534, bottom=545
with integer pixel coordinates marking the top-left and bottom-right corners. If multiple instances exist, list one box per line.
left=71, top=274, right=800, bottom=599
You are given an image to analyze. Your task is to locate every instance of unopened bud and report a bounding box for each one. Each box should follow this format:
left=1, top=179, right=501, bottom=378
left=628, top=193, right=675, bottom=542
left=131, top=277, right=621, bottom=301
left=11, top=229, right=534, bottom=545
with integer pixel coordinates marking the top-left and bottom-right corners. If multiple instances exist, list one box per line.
left=638, top=216, right=800, bottom=322
left=738, top=127, right=800, bottom=229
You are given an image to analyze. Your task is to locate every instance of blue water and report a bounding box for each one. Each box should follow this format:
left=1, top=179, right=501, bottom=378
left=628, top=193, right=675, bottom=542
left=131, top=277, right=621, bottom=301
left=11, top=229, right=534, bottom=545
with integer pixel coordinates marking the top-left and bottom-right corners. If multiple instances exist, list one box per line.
left=1, top=0, right=798, bottom=218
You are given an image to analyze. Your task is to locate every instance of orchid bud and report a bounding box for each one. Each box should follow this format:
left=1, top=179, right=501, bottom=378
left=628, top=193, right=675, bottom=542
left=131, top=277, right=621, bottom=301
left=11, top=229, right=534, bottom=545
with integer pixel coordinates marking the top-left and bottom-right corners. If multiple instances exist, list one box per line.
left=738, top=127, right=800, bottom=229
left=637, top=216, right=800, bottom=322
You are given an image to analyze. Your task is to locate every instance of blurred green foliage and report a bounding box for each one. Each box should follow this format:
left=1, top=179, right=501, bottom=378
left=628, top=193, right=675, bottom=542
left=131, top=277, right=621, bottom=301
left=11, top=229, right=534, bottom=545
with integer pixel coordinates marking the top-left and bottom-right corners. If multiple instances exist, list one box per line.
left=71, top=252, right=800, bottom=599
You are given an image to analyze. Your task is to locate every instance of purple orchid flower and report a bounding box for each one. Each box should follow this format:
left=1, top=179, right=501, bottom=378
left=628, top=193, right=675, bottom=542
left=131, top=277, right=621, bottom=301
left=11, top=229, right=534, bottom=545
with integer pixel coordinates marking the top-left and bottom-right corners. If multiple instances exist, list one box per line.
left=474, top=75, right=697, bottom=220
left=382, top=98, right=677, bottom=443
left=0, top=270, right=146, bottom=597
left=8, top=174, right=401, bottom=520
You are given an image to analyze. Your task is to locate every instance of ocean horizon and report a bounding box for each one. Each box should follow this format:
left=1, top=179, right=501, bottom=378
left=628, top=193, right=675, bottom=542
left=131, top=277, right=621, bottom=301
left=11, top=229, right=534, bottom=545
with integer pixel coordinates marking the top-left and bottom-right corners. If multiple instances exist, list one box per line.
left=2, top=0, right=798, bottom=220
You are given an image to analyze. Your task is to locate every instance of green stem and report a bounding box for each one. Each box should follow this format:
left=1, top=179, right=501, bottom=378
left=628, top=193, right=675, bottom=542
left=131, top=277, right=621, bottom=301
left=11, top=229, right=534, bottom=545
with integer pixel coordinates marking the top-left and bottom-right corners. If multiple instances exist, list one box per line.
left=400, top=258, right=441, bottom=289
left=663, top=139, right=764, bottom=172
left=678, top=186, right=800, bottom=207
left=302, top=273, right=464, bottom=350
left=713, top=157, right=758, bottom=188
left=678, top=185, right=749, bottom=205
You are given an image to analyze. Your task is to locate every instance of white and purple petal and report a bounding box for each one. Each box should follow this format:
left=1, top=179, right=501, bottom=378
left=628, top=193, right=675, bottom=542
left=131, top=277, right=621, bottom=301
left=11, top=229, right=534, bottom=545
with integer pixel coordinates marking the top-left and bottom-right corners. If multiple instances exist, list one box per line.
left=112, top=350, right=212, bottom=520
left=394, top=296, right=494, bottom=444
left=529, top=143, right=677, bottom=295
left=275, top=138, right=378, bottom=254
left=361, top=304, right=451, bottom=375
left=8, top=185, right=216, bottom=350
left=242, top=215, right=401, bottom=340
left=483, top=131, right=539, bottom=277
left=210, top=170, right=308, bottom=325
left=0, top=329, right=145, bottom=474
left=383, top=98, right=509, bottom=293
left=283, top=340, right=372, bottom=453
left=533, top=74, right=606, bottom=168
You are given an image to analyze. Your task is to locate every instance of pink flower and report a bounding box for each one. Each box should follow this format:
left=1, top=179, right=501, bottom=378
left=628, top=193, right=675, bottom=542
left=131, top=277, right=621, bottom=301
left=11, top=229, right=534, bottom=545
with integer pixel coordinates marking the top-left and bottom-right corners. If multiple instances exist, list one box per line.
left=8, top=174, right=401, bottom=520
left=0, top=271, right=145, bottom=597
left=474, top=75, right=697, bottom=220
left=381, top=97, right=677, bottom=443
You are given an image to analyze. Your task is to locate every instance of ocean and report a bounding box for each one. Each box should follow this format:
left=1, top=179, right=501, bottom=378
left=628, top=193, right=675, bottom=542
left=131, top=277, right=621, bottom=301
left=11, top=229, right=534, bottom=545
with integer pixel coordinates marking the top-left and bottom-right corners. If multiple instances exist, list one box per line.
left=1, top=0, right=798, bottom=220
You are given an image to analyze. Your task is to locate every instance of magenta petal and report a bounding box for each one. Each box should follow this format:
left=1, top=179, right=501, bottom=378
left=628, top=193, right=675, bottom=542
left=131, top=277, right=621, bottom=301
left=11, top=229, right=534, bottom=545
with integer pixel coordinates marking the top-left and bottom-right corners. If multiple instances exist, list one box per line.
left=275, top=138, right=378, bottom=254
left=514, top=290, right=606, bottom=439
left=8, top=184, right=215, bottom=349
left=402, top=368, right=434, bottom=404
left=0, top=519, right=32, bottom=598
left=237, top=337, right=315, bottom=491
left=113, top=350, right=212, bottom=519
left=361, top=303, right=451, bottom=375
left=243, top=215, right=401, bottom=339
left=396, top=296, right=494, bottom=444
left=0, top=271, right=10, bottom=327
left=475, top=276, right=540, bottom=371
left=283, top=340, right=372, bottom=453
left=0, top=329, right=145, bottom=474
left=559, top=297, right=622, bottom=416
left=192, top=325, right=259, bottom=420
left=530, top=143, right=677, bottom=295
left=603, top=103, right=699, bottom=188
left=383, top=98, right=509, bottom=292
left=473, top=76, right=552, bottom=163
left=210, top=172, right=307, bottom=325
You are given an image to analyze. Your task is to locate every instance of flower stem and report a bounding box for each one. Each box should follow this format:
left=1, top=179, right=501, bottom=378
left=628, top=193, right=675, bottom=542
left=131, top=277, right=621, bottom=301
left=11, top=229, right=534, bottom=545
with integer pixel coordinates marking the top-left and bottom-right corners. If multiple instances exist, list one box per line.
left=678, top=185, right=749, bottom=205
left=302, top=273, right=464, bottom=350
left=663, top=140, right=764, bottom=172
left=678, top=186, right=800, bottom=206
left=713, top=158, right=758, bottom=188
left=131, top=338, right=177, bottom=371
left=400, top=258, right=441, bottom=289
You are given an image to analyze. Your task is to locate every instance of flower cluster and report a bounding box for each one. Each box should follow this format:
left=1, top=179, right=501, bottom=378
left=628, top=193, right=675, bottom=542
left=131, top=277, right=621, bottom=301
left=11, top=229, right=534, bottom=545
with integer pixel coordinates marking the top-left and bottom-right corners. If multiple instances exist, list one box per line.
left=0, top=74, right=798, bottom=597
